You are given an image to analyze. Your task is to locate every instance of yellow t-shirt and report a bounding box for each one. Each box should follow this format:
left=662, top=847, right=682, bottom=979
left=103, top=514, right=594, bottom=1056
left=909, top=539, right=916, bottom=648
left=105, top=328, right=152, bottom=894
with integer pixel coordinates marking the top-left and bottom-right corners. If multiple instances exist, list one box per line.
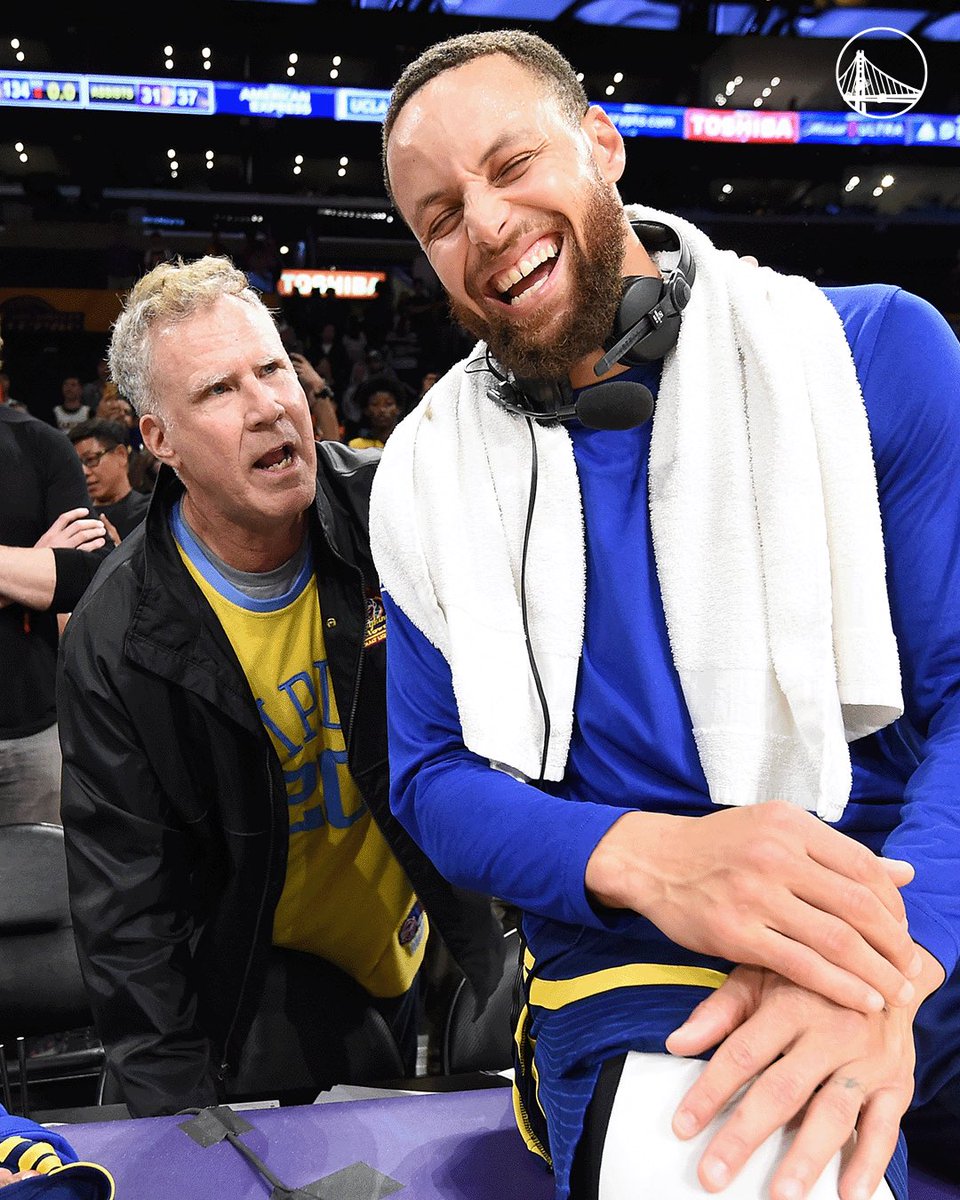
left=173, top=508, right=425, bottom=998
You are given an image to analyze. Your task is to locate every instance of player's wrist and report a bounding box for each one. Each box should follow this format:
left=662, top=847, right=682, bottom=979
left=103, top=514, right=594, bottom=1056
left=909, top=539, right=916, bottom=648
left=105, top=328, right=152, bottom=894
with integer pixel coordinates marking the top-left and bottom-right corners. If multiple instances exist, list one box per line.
left=584, top=810, right=678, bottom=914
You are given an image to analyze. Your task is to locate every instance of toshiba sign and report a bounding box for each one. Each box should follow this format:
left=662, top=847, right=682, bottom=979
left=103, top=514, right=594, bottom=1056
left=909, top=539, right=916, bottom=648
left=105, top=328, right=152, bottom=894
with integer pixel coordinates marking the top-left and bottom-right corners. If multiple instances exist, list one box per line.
left=277, top=269, right=387, bottom=299
left=684, top=108, right=800, bottom=145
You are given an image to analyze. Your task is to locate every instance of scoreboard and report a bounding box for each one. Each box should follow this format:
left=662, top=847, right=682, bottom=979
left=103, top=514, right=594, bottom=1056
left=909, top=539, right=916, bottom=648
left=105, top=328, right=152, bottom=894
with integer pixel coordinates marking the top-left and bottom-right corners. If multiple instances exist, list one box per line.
left=0, top=71, right=214, bottom=114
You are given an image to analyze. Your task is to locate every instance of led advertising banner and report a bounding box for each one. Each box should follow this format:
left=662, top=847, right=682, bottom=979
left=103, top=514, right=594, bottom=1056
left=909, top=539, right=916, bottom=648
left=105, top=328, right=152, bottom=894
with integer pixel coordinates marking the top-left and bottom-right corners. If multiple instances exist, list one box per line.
left=2, top=71, right=957, bottom=149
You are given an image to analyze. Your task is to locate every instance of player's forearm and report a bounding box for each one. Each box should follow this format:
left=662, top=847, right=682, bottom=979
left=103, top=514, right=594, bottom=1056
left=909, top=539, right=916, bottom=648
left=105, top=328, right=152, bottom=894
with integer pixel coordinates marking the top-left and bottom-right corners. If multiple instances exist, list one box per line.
left=0, top=545, right=56, bottom=610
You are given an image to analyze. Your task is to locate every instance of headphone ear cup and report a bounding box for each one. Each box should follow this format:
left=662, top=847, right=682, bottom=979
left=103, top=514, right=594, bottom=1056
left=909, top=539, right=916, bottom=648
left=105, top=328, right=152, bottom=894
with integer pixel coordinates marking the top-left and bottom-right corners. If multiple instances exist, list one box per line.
left=606, top=273, right=680, bottom=366
left=613, top=275, right=665, bottom=338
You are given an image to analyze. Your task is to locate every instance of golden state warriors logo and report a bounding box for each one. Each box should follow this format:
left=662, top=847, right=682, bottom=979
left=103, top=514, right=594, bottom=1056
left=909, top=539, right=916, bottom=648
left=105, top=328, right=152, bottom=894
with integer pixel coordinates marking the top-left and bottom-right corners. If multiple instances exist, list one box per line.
left=835, top=27, right=927, bottom=119
left=364, top=589, right=386, bottom=649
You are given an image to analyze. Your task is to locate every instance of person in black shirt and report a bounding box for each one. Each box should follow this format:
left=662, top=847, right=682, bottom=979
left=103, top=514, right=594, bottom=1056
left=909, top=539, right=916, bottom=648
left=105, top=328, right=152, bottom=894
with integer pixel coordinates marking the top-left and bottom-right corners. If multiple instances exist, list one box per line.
left=0, top=392, right=109, bottom=825
left=68, top=417, right=150, bottom=542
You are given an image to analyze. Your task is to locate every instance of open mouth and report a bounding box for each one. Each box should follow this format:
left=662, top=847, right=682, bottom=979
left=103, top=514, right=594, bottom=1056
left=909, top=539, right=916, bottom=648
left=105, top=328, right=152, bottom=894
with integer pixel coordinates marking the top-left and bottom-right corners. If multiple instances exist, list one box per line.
left=254, top=442, right=294, bottom=471
left=491, top=237, right=560, bottom=306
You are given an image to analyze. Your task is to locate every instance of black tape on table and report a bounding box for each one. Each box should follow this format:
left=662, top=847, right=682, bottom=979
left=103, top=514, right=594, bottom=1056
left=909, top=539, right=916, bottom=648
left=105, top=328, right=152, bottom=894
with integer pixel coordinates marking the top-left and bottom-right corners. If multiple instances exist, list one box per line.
left=179, top=1105, right=255, bottom=1147
left=271, top=1162, right=404, bottom=1199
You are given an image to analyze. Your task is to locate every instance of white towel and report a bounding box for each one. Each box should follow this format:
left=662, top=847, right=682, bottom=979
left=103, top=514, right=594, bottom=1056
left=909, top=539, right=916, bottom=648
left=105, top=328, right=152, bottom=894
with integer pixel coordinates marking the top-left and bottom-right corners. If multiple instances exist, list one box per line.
left=370, top=355, right=587, bottom=781
left=370, top=205, right=903, bottom=821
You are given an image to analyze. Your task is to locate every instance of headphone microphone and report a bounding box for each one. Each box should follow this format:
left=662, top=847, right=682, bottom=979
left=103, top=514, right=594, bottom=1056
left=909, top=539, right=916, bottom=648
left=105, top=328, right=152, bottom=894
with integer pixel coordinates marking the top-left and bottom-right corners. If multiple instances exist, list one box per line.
left=486, top=218, right=694, bottom=432
left=487, top=372, right=654, bottom=431
left=575, top=378, right=654, bottom=430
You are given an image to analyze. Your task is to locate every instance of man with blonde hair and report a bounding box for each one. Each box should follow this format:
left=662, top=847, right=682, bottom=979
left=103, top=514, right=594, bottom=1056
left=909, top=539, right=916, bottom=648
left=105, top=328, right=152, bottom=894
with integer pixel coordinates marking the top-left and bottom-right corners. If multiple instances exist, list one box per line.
left=57, top=255, right=503, bottom=1118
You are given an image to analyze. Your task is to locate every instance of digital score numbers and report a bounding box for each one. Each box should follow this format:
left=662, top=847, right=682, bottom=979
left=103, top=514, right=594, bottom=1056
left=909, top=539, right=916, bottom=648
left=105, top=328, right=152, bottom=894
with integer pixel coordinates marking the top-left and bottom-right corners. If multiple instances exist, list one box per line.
left=0, top=72, right=85, bottom=108
left=87, top=76, right=214, bottom=114
left=0, top=71, right=213, bottom=114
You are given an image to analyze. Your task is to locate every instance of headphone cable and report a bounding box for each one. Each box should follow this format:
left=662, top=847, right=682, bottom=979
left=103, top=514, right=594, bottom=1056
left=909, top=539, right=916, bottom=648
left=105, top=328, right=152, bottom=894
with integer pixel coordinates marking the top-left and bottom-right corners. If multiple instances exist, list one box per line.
left=520, top=416, right=551, bottom=782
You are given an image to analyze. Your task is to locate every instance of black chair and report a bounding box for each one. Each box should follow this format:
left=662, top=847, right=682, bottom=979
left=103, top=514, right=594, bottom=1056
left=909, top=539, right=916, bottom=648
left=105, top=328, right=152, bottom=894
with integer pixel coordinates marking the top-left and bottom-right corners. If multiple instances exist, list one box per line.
left=441, top=926, right=521, bottom=1076
left=0, top=821, right=103, bottom=1115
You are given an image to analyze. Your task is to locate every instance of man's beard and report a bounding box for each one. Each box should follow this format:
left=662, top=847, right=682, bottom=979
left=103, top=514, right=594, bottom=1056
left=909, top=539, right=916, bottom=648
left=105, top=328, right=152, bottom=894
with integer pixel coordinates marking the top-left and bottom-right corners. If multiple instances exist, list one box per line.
left=447, top=181, right=626, bottom=381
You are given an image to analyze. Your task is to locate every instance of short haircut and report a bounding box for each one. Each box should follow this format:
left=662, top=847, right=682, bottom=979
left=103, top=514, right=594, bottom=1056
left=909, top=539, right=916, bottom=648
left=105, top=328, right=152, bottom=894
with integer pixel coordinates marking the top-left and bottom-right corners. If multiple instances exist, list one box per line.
left=108, top=254, right=266, bottom=419
left=381, top=28, right=589, bottom=204
left=355, top=373, right=411, bottom=415
left=67, top=417, right=128, bottom=450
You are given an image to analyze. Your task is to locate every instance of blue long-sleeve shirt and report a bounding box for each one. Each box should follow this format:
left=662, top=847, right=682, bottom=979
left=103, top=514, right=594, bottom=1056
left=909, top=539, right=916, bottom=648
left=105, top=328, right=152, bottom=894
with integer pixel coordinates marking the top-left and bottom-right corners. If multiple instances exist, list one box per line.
left=383, top=285, right=960, bottom=1195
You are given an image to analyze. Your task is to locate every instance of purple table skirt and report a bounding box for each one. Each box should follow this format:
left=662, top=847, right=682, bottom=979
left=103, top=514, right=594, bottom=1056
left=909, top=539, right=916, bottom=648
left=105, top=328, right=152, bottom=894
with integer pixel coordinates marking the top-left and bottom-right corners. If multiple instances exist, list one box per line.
left=60, top=1086, right=960, bottom=1200
left=62, top=1087, right=555, bottom=1200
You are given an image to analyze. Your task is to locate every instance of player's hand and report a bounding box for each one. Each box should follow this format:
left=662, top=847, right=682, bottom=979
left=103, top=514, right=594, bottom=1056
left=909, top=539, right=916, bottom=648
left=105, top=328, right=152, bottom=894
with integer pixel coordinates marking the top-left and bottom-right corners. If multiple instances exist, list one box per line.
left=664, top=953, right=943, bottom=1200
left=0, top=1167, right=41, bottom=1186
left=584, top=802, right=920, bottom=1014
left=34, top=508, right=107, bottom=552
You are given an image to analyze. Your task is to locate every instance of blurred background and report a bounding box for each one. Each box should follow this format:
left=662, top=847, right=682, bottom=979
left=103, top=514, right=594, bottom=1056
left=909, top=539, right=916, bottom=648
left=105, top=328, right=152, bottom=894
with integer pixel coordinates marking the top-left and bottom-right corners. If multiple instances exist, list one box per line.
left=1, top=0, right=957, bottom=421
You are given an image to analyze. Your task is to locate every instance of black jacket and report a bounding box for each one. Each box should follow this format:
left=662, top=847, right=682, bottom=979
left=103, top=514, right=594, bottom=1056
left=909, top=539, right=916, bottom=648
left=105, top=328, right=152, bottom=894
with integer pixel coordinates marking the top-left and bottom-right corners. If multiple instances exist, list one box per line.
left=57, top=445, right=504, bottom=1117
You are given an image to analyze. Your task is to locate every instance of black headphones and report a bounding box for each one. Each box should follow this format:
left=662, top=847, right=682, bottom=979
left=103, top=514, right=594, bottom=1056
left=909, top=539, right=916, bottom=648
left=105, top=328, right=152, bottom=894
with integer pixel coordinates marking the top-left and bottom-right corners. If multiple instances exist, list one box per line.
left=485, top=219, right=695, bottom=432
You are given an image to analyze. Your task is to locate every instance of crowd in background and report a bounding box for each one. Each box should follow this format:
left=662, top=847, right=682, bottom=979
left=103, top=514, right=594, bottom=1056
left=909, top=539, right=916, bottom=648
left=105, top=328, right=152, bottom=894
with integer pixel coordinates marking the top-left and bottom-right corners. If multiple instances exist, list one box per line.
left=1, top=251, right=475, bottom=531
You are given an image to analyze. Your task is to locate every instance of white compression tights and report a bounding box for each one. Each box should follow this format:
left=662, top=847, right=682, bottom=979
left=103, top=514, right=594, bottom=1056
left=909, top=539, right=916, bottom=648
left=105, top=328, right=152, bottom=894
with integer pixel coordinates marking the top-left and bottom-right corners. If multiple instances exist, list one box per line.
left=597, top=1052, right=894, bottom=1200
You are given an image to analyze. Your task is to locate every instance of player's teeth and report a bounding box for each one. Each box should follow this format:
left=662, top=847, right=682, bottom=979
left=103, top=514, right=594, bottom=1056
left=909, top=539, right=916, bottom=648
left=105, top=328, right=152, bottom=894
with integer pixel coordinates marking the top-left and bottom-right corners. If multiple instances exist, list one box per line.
left=511, top=274, right=549, bottom=305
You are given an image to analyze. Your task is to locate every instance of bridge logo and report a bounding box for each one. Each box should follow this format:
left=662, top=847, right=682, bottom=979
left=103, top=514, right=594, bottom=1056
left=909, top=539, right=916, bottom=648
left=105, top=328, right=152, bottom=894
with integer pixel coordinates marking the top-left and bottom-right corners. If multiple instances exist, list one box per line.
left=835, top=27, right=928, bottom=118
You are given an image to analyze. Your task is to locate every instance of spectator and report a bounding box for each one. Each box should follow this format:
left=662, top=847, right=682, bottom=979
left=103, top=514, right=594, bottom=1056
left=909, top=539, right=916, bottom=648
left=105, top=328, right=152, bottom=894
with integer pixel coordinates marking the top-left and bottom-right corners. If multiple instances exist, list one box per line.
left=51, top=376, right=91, bottom=434
left=347, top=376, right=407, bottom=450
left=56, top=254, right=504, bottom=1119
left=81, top=358, right=111, bottom=412
left=417, top=370, right=440, bottom=400
left=1, top=338, right=109, bottom=826
left=314, top=322, right=351, bottom=396
left=67, top=418, right=150, bottom=542
left=96, top=385, right=143, bottom=453
left=383, top=311, right=422, bottom=393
